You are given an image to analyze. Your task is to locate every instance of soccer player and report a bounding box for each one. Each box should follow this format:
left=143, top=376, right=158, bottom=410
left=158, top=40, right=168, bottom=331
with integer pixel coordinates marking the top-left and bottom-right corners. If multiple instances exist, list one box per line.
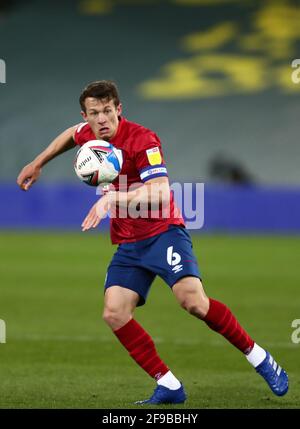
left=17, top=80, right=288, bottom=404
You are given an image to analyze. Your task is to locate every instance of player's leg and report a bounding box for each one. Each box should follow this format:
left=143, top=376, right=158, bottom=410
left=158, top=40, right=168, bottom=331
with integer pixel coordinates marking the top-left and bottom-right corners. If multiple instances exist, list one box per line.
left=172, top=277, right=254, bottom=353
left=103, top=277, right=186, bottom=404
left=103, top=285, right=172, bottom=379
left=172, top=276, right=288, bottom=396
left=103, top=285, right=139, bottom=330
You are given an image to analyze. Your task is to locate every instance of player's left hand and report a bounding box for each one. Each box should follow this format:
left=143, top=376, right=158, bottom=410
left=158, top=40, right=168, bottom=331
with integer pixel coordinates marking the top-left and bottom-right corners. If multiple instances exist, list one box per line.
left=81, top=195, right=110, bottom=231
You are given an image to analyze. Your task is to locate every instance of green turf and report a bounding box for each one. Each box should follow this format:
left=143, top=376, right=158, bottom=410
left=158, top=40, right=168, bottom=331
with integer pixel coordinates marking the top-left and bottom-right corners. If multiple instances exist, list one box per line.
left=0, top=232, right=299, bottom=409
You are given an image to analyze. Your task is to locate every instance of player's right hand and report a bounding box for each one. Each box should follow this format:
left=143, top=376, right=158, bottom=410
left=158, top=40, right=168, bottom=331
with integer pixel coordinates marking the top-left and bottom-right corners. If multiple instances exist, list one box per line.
left=17, top=162, right=42, bottom=191
left=81, top=195, right=110, bottom=231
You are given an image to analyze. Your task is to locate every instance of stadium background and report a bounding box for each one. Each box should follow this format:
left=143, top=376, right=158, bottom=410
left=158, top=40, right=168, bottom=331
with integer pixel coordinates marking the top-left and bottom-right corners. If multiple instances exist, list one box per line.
left=0, top=0, right=300, bottom=409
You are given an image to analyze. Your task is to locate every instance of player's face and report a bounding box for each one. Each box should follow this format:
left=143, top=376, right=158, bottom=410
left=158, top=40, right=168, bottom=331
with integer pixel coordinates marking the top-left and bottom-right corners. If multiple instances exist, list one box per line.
left=81, top=97, right=122, bottom=140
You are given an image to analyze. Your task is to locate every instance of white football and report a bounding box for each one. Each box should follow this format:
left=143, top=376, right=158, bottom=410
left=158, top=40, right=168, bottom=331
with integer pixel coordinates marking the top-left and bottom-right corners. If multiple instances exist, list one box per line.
left=74, top=140, right=123, bottom=186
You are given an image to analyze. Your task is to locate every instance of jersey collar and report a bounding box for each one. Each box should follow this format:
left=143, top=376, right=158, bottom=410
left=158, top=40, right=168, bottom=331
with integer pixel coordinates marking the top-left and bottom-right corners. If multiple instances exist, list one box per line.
left=110, top=116, right=127, bottom=145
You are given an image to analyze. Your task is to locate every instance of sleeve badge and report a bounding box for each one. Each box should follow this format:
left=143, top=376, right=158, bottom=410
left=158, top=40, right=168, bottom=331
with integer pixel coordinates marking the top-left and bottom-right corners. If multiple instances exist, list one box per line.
left=146, top=147, right=162, bottom=166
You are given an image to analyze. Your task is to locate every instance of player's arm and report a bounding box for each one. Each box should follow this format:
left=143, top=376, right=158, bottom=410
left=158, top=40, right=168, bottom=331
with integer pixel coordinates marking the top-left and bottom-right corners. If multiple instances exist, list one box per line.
left=112, top=177, right=170, bottom=208
left=81, top=177, right=170, bottom=232
left=17, top=125, right=78, bottom=191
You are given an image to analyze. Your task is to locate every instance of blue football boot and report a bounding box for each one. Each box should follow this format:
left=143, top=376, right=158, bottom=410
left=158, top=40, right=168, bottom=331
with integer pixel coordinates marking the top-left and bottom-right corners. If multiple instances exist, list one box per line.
left=255, top=351, right=289, bottom=396
left=135, top=384, right=187, bottom=405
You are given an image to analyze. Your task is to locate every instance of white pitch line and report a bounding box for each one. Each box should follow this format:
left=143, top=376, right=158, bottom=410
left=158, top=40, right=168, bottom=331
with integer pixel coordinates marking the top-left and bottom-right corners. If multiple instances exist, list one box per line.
left=9, top=335, right=297, bottom=349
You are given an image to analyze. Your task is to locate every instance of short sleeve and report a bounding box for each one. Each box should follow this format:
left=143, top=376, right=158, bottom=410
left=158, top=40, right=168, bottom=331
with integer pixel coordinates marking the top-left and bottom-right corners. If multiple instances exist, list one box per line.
left=134, top=132, right=168, bottom=183
left=74, top=122, right=91, bottom=146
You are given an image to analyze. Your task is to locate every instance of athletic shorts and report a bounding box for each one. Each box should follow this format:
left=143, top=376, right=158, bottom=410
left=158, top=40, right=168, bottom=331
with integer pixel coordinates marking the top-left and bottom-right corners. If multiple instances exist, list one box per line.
left=104, top=225, right=201, bottom=306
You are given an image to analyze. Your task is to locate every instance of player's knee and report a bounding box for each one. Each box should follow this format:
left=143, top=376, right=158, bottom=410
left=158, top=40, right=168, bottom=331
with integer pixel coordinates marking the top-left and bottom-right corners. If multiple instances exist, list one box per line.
left=102, top=307, right=131, bottom=330
left=173, top=278, right=209, bottom=318
left=180, top=297, right=209, bottom=319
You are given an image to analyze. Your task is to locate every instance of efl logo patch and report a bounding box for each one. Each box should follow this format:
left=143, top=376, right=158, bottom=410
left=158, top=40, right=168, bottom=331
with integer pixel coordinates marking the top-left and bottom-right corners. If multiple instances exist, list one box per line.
left=146, top=147, right=162, bottom=166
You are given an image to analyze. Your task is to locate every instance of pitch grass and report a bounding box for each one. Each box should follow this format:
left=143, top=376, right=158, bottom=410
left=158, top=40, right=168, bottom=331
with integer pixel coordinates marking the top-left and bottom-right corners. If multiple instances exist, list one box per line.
left=0, top=232, right=299, bottom=409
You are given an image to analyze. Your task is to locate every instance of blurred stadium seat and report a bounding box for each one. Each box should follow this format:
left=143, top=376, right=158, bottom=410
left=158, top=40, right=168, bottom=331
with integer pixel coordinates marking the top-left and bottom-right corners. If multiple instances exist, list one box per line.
left=0, top=0, right=300, bottom=231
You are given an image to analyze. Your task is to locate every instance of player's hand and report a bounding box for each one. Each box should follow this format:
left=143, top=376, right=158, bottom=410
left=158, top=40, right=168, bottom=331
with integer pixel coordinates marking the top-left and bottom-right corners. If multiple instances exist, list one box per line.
left=81, top=195, right=110, bottom=232
left=17, top=162, right=42, bottom=191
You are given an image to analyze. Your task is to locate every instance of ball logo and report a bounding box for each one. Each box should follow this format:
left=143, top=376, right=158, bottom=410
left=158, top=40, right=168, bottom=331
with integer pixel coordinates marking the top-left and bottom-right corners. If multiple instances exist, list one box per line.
left=167, top=246, right=183, bottom=273
left=77, top=156, right=92, bottom=170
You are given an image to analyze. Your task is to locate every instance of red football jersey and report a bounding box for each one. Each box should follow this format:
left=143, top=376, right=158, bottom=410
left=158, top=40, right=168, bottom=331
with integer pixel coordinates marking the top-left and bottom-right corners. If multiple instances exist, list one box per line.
left=74, top=117, right=185, bottom=243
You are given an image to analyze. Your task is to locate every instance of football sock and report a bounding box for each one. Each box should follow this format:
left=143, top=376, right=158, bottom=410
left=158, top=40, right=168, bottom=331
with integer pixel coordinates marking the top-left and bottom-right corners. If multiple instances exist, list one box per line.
left=157, top=370, right=181, bottom=390
left=114, top=318, right=169, bottom=380
left=203, top=298, right=255, bottom=354
left=246, top=343, right=267, bottom=367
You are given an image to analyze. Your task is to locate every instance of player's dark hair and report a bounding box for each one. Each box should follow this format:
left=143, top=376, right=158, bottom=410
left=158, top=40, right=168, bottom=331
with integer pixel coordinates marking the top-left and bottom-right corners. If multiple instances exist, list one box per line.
left=79, top=80, right=120, bottom=112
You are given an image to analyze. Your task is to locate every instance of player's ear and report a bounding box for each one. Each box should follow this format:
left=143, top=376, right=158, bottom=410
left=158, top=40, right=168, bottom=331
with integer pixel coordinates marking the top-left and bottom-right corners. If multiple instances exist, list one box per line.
left=81, top=110, right=87, bottom=121
left=117, top=103, right=122, bottom=116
